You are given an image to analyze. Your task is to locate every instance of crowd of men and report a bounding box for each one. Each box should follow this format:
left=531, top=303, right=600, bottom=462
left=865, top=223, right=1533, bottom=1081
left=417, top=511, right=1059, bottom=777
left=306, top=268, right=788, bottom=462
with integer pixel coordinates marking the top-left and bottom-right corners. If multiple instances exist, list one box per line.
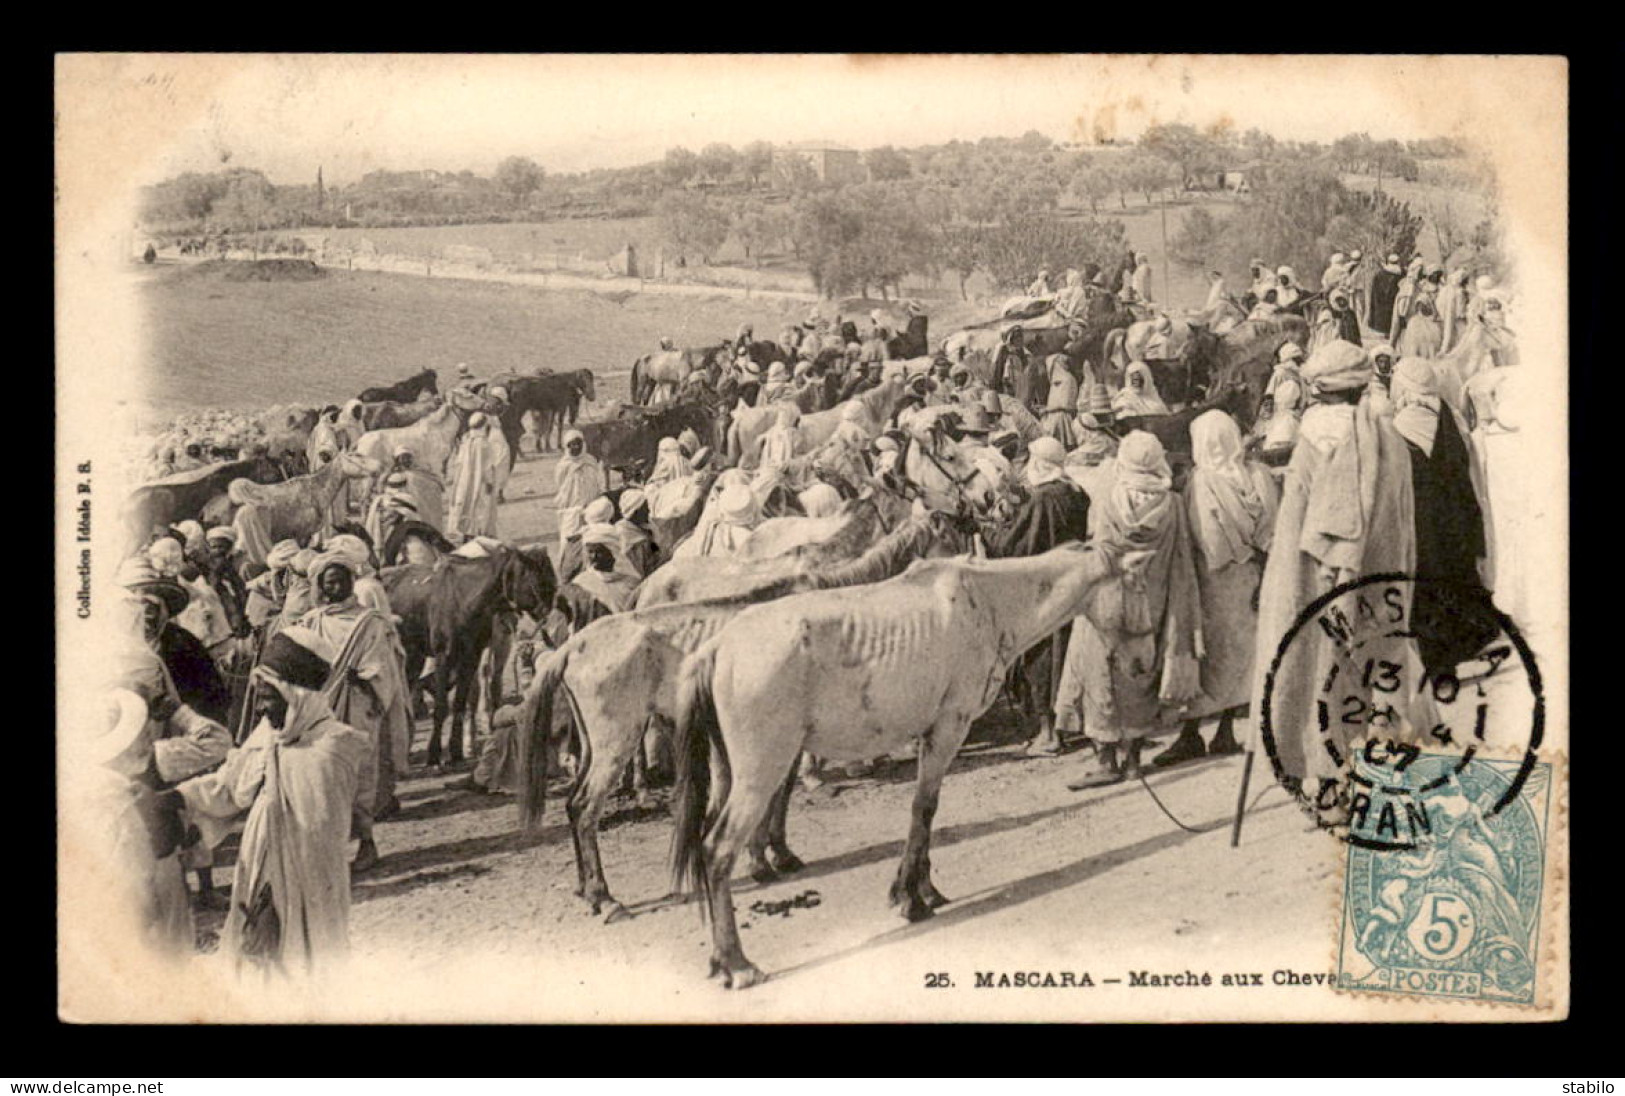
left=91, top=241, right=1522, bottom=978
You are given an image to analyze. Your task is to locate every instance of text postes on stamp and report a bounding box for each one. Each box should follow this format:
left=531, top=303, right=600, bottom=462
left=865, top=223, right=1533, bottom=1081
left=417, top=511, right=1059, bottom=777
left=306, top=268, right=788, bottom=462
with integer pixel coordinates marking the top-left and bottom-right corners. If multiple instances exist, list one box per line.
left=1259, top=572, right=1544, bottom=848
left=1337, top=753, right=1554, bottom=1007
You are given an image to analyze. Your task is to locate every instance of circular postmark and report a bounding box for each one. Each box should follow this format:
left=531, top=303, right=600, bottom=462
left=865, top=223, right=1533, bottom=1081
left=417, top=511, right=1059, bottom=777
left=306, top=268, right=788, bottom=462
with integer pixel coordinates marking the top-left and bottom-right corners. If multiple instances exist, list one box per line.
left=1258, top=572, right=1544, bottom=850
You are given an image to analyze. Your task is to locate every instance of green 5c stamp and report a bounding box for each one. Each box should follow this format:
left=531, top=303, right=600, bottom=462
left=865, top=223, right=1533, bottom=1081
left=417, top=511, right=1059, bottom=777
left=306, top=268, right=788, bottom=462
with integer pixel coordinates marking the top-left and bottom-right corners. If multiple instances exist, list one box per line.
left=1337, top=753, right=1554, bottom=1005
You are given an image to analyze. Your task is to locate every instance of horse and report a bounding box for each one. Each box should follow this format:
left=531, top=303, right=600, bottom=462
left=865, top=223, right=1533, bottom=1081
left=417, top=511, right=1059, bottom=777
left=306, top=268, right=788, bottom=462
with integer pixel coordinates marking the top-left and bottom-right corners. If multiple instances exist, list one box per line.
left=515, top=509, right=978, bottom=922
left=634, top=496, right=893, bottom=608
left=886, top=313, right=930, bottom=361
left=900, top=431, right=1007, bottom=519
left=669, top=540, right=1129, bottom=987
left=353, top=387, right=495, bottom=490
left=357, top=368, right=438, bottom=405
left=122, top=454, right=291, bottom=552
left=579, top=399, right=724, bottom=480
left=630, top=346, right=726, bottom=406
left=359, top=394, right=442, bottom=432
left=638, top=468, right=717, bottom=557
left=1112, top=315, right=1309, bottom=461
left=379, top=542, right=556, bottom=769
left=492, top=370, right=598, bottom=463
left=741, top=340, right=782, bottom=371
left=726, top=375, right=908, bottom=467
left=226, top=449, right=380, bottom=561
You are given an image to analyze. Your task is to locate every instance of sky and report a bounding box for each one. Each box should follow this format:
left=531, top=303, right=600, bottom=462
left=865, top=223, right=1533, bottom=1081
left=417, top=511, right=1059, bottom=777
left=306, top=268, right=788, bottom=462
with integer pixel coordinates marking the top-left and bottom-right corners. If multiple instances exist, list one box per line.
left=111, top=54, right=1515, bottom=187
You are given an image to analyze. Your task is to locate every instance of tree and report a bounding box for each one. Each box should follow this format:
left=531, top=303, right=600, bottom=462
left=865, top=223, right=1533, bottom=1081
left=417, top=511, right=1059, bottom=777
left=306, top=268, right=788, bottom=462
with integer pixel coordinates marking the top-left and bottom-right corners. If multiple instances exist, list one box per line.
left=1125, top=155, right=1178, bottom=203
left=494, top=156, right=545, bottom=209
left=865, top=145, right=912, bottom=181
left=741, top=141, right=774, bottom=188
left=780, top=155, right=822, bottom=194
left=792, top=192, right=864, bottom=297
left=1070, top=165, right=1113, bottom=215
left=731, top=198, right=772, bottom=265
left=698, top=143, right=739, bottom=183
left=662, top=146, right=700, bottom=188
left=1141, top=122, right=1221, bottom=187
left=656, top=190, right=730, bottom=263
left=977, top=215, right=1129, bottom=292
left=940, top=225, right=982, bottom=301
left=1239, top=127, right=1278, bottom=164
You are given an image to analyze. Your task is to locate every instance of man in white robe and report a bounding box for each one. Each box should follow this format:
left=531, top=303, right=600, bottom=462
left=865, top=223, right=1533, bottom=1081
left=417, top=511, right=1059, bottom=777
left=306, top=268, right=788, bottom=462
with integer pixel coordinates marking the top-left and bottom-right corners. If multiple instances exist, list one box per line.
left=553, top=428, right=606, bottom=549
left=177, top=627, right=371, bottom=976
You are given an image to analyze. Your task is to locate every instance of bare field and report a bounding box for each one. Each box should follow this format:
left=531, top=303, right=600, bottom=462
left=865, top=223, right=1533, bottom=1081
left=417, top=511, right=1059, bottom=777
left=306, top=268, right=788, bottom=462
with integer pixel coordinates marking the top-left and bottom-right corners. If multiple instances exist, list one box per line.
left=136, top=264, right=814, bottom=420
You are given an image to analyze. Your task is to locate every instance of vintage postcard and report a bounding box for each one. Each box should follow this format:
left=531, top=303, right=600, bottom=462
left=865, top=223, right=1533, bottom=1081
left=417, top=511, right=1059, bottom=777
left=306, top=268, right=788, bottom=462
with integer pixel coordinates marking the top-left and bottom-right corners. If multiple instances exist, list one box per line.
left=56, top=53, right=1568, bottom=1022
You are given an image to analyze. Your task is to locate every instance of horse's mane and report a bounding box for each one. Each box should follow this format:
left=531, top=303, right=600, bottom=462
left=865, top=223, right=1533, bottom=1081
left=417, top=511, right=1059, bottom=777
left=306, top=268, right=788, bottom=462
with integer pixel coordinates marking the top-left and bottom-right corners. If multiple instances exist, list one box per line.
left=785, top=497, right=880, bottom=563
left=809, top=511, right=941, bottom=589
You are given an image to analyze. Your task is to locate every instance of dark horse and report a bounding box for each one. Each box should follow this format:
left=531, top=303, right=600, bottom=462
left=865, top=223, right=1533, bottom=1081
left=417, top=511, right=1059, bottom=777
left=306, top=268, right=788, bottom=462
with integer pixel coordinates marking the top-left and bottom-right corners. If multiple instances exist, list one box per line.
left=886, top=314, right=930, bottom=361
left=490, top=369, right=598, bottom=465
left=1117, top=315, right=1311, bottom=463
left=579, top=397, right=724, bottom=482
left=380, top=542, right=556, bottom=768
left=357, top=368, right=439, bottom=405
left=359, top=396, right=442, bottom=432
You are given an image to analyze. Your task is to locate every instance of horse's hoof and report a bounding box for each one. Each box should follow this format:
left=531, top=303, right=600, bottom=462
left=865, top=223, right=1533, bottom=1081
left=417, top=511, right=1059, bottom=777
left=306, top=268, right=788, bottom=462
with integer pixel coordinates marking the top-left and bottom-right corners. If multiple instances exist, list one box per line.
left=726, top=963, right=767, bottom=990
left=901, top=899, right=935, bottom=924
left=603, top=902, right=631, bottom=925
left=768, top=852, right=805, bottom=876
left=750, top=864, right=778, bottom=886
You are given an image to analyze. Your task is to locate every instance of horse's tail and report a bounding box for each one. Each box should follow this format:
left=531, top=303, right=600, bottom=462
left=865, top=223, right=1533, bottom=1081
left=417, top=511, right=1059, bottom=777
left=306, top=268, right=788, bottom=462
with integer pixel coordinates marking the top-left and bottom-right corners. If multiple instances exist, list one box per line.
left=518, top=645, right=570, bottom=834
left=670, top=639, right=725, bottom=910
left=630, top=356, right=646, bottom=405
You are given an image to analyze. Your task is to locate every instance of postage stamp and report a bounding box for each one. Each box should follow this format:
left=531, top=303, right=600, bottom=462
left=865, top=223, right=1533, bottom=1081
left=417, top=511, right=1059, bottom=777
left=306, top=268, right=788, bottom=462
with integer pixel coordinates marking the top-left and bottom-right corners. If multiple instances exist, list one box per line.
left=1335, top=751, right=1556, bottom=1007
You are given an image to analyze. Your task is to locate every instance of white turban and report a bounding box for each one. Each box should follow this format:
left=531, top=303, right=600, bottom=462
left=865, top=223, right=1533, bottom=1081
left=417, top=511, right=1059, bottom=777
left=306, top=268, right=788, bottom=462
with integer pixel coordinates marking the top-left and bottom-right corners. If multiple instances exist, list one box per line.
left=148, top=537, right=186, bottom=578
left=619, top=488, right=648, bottom=517
left=718, top=483, right=757, bottom=524
left=583, top=497, right=616, bottom=525
left=798, top=484, right=843, bottom=518
left=325, top=533, right=374, bottom=576
left=581, top=523, right=620, bottom=548
left=266, top=540, right=300, bottom=571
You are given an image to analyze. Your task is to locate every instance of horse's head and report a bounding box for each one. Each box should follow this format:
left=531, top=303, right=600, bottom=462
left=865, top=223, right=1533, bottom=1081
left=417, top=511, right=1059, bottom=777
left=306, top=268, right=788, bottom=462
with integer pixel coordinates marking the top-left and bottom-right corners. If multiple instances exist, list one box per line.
left=421, top=369, right=438, bottom=395
left=501, top=543, right=557, bottom=619
left=336, top=450, right=381, bottom=478
left=1183, top=322, right=1224, bottom=400
left=574, top=369, right=597, bottom=403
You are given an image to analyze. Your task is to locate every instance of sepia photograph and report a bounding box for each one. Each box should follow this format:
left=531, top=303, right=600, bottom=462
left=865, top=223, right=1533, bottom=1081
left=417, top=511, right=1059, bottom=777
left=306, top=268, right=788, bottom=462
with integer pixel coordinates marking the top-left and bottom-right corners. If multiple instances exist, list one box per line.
left=54, top=52, right=1568, bottom=1024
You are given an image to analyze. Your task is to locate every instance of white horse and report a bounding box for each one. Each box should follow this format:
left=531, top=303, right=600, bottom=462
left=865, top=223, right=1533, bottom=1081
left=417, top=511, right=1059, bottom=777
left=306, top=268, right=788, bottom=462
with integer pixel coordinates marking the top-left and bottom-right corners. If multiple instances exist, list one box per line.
left=515, top=511, right=976, bottom=921
left=727, top=375, right=908, bottom=465
left=669, top=541, right=1136, bottom=988
left=634, top=497, right=891, bottom=609
left=354, top=386, right=494, bottom=486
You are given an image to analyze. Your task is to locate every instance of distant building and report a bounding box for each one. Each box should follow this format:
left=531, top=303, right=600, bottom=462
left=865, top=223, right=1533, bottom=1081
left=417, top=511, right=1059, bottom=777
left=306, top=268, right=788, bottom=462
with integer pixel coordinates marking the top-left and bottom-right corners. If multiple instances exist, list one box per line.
left=772, top=142, right=866, bottom=187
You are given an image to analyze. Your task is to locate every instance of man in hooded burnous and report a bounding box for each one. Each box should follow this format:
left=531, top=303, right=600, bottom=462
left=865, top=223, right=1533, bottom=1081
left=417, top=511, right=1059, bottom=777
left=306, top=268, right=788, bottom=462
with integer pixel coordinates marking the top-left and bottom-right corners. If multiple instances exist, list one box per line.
left=989, top=436, right=1093, bottom=758
left=176, top=627, right=371, bottom=977
left=1247, top=341, right=1425, bottom=815
left=554, top=428, right=607, bottom=550
left=298, top=551, right=413, bottom=873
